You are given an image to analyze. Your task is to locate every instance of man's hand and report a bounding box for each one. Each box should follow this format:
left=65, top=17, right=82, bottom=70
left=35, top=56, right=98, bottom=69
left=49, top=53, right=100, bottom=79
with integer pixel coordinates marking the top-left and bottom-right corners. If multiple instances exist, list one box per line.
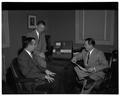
left=87, top=67, right=96, bottom=73
left=45, top=70, right=56, bottom=77
left=71, top=57, right=77, bottom=63
left=45, top=75, right=54, bottom=83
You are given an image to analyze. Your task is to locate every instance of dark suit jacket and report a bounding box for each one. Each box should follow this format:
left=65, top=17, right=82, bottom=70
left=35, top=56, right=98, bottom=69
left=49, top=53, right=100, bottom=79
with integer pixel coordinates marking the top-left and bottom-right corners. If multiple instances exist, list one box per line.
left=26, top=30, right=47, bottom=68
left=18, top=50, right=46, bottom=80
left=74, top=48, right=108, bottom=80
left=26, top=30, right=46, bottom=55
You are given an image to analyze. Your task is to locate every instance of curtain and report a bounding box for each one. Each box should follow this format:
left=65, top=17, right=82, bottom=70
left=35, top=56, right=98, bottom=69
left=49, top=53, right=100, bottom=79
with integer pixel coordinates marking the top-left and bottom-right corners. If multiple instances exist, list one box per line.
left=2, top=10, right=10, bottom=48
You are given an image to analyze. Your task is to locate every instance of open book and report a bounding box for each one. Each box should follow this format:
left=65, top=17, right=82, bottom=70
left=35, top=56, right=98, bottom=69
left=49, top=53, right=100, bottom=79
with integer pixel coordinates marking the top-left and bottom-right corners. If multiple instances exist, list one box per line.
left=74, top=62, right=88, bottom=72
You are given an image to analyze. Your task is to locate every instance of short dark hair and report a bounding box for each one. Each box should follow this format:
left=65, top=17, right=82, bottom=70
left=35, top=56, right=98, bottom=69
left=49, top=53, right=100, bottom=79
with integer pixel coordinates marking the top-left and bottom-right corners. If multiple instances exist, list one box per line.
left=85, top=38, right=95, bottom=46
left=24, top=37, right=35, bottom=48
left=37, top=20, right=46, bottom=26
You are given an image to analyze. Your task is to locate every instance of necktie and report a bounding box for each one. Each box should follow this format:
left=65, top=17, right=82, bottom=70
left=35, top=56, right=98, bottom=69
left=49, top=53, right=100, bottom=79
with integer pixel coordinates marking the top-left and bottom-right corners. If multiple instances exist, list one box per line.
left=86, top=52, right=90, bottom=65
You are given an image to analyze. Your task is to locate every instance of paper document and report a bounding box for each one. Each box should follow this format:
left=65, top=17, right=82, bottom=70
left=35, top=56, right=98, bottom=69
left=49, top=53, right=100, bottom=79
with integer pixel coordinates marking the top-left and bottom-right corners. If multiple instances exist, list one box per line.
left=74, top=62, right=87, bottom=72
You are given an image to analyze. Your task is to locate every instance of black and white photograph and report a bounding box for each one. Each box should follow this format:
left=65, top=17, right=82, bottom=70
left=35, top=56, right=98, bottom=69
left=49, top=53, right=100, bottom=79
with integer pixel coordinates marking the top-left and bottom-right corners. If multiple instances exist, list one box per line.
left=2, top=2, right=118, bottom=94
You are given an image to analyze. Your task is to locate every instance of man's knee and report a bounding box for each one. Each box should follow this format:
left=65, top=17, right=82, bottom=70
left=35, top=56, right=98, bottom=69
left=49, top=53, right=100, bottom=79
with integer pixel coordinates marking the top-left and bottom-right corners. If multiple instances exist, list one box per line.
left=94, top=79, right=103, bottom=89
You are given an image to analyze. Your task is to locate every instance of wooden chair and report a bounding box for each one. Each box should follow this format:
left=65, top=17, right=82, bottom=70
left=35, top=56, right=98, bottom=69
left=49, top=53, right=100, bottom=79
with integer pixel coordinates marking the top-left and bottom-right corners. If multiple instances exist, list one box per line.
left=99, top=50, right=118, bottom=93
left=74, top=52, right=113, bottom=94
left=10, top=58, right=47, bottom=93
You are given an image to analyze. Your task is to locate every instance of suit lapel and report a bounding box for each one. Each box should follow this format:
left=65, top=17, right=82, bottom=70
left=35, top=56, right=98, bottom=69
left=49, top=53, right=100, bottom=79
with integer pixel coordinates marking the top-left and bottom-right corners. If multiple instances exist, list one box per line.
left=34, top=30, right=39, bottom=41
left=89, top=48, right=97, bottom=62
left=23, top=50, right=34, bottom=62
left=23, top=50, right=39, bottom=68
left=34, top=30, right=41, bottom=47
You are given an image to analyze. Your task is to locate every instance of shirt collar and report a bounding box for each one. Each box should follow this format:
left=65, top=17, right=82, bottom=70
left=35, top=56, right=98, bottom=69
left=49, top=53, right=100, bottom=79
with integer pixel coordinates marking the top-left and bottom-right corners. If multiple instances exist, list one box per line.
left=89, top=48, right=95, bottom=55
left=36, top=30, right=39, bottom=39
left=25, top=49, right=33, bottom=58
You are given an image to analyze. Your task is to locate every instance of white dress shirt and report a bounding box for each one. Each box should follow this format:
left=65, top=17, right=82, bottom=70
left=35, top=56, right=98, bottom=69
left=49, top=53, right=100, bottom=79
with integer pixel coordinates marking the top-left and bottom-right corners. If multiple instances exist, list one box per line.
left=89, top=48, right=95, bottom=55
left=36, top=30, right=39, bottom=39
left=25, top=49, right=33, bottom=58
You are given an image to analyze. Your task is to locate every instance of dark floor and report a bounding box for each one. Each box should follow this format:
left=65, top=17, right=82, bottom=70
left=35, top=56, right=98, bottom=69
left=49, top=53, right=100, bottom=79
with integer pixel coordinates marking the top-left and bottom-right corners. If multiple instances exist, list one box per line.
left=2, top=57, right=118, bottom=94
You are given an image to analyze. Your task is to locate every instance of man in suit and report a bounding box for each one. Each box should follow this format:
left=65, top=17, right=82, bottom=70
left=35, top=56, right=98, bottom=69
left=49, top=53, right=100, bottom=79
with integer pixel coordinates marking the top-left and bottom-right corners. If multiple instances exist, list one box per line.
left=18, top=37, right=56, bottom=92
left=26, top=20, right=47, bottom=68
left=72, top=38, right=108, bottom=92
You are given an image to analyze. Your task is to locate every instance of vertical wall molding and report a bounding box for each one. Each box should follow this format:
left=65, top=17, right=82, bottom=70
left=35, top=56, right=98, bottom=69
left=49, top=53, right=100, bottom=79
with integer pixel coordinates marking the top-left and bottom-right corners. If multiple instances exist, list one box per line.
left=75, top=10, right=114, bottom=45
left=83, top=10, right=85, bottom=40
left=75, top=10, right=80, bottom=43
left=104, top=10, right=107, bottom=40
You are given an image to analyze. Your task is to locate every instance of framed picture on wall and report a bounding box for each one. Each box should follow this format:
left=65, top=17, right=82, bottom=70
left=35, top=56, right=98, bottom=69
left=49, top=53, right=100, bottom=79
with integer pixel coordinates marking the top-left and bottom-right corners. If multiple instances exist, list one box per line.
left=28, top=15, right=36, bottom=29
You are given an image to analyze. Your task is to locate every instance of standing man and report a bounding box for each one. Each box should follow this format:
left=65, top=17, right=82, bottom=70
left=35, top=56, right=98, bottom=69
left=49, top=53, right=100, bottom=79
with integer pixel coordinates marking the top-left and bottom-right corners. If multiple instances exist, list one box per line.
left=26, top=20, right=47, bottom=68
left=72, top=38, right=108, bottom=92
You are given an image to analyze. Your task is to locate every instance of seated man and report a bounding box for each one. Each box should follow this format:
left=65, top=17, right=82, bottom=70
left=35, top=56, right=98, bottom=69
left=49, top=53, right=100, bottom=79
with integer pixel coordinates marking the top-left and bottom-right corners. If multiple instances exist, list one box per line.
left=71, top=38, right=108, bottom=93
left=26, top=20, right=47, bottom=68
left=18, top=37, right=56, bottom=92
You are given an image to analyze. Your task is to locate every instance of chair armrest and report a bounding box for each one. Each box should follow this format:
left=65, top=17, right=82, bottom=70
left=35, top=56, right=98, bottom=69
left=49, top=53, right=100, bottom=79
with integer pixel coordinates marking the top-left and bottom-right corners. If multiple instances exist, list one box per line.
left=19, top=78, right=36, bottom=82
left=16, top=78, right=43, bottom=83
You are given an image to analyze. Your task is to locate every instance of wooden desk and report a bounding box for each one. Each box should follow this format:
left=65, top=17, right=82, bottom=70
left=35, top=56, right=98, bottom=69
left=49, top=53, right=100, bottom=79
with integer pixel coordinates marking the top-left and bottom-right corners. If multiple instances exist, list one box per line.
left=46, top=57, right=76, bottom=94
